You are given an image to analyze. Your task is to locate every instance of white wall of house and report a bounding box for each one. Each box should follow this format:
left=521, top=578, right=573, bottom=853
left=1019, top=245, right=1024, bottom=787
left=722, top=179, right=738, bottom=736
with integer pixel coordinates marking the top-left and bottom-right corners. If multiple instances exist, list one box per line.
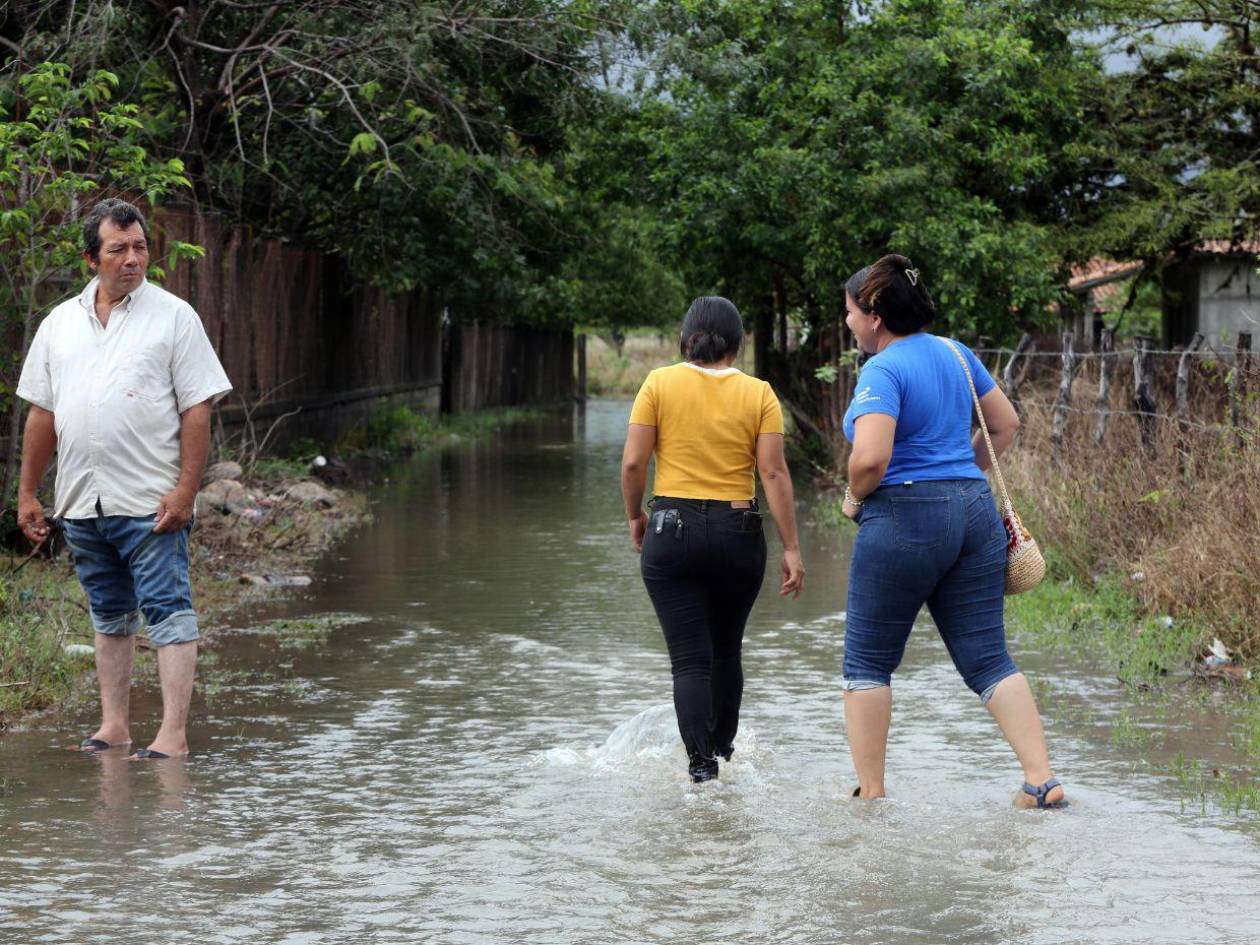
left=1198, top=257, right=1259, bottom=345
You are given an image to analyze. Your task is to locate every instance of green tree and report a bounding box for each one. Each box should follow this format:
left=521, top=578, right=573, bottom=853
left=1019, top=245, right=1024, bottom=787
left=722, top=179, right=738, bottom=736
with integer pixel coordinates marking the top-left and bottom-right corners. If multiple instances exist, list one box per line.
left=599, top=0, right=1102, bottom=456
left=1071, top=1, right=1260, bottom=282
left=0, top=62, right=194, bottom=505
left=2, top=1, right=626, bottom=321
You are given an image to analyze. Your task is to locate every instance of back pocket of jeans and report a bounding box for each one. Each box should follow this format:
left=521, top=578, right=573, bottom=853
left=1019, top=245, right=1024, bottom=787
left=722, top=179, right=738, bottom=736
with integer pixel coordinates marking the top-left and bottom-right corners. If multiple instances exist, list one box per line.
left=891, top=496, right=951, bottom=550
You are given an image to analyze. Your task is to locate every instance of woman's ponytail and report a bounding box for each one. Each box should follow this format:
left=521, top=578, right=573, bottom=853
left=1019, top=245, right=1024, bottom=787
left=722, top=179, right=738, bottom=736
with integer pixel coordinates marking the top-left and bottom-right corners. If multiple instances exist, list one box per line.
left=679, top=297, right=743, bottom=364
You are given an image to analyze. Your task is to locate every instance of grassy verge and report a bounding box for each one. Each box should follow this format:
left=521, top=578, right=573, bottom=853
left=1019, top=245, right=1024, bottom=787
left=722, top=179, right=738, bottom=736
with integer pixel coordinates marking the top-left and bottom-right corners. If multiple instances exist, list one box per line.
left=340, top=404, right=549, bottom=456
left=0, top=561, right=91, bottom=727
left=1006, top=566, right=1260, bottom=814
left=0, top=403, right=542, bottom=733
left=1004, top=393, right=1258, bottom=664
left=1004, top=569, right=1211, bottom=688
left=0, top=487, right=367, bottom=733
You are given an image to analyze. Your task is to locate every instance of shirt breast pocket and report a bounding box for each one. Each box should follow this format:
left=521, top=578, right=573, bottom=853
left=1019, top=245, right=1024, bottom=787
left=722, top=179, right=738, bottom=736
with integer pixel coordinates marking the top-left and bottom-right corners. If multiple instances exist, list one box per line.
left=119, top=355, right=171, bottom=404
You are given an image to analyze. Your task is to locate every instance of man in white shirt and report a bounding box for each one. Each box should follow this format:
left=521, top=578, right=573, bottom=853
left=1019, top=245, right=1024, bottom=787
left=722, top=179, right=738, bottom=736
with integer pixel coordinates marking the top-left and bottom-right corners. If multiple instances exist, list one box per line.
left=16, top=198, right=232, bottom=760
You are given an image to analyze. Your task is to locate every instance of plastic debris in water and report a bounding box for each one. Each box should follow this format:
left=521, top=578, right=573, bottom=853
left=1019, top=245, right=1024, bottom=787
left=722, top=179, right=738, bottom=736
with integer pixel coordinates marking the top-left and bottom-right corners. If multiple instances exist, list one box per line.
left=265, top=574, right=312, bottom=587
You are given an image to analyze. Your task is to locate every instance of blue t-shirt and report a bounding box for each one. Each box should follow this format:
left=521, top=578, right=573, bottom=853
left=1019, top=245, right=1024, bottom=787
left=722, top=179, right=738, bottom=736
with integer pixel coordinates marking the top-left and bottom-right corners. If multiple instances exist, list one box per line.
left=841, top=333, right=995, bottom=486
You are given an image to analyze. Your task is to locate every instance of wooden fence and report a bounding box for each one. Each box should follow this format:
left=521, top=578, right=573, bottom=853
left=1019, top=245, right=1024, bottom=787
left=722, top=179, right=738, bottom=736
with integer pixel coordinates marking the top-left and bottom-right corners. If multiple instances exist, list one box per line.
left=150, top=210, right=443, bottom=447
left=152, top=210, right=573, bottom=446
left=442, top=320, right=575, bottom=414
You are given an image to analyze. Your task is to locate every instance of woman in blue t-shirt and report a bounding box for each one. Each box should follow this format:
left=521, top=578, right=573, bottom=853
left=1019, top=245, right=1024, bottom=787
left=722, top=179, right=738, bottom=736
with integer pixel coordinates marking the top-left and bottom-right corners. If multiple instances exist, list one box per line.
left=839, top=254, right=1066, bottom=809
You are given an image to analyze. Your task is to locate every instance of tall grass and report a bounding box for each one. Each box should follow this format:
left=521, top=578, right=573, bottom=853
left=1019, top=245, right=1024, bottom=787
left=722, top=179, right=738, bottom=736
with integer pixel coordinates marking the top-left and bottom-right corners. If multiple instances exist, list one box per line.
left=585, top=333, right=678, bottom=397
left=0, top=561, right=93, bottom=728
left=1004, top=384, right=1259, bottom=661
left=584, top=331, right=757, bottom=398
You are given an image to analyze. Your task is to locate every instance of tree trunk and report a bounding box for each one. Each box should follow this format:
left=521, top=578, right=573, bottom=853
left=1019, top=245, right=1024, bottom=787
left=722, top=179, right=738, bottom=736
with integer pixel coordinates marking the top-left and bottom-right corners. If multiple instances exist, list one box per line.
left=754, top=302, right=773, bottom=380
left=1, top=295, right=37, bottom=508
left=773, top=271, right=787, bottom=352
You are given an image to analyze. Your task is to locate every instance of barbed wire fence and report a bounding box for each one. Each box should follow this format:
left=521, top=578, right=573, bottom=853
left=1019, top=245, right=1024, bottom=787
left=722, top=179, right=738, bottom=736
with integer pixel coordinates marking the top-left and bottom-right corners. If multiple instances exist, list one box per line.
left=968, top=329, right=1255, bottom=468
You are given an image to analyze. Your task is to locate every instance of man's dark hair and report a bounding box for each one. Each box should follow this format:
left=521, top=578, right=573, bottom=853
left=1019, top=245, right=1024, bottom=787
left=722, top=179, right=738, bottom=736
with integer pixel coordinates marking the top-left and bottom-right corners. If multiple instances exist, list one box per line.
left=83, top=199, right=150, bottom=260
left=679, top=296, right=743, bottom=363
left=845, top=254, right=936, bottom=335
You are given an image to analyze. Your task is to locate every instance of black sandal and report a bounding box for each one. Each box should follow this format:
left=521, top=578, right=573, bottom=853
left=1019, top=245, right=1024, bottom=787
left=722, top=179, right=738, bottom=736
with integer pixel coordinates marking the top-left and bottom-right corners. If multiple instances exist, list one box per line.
left=78, top=738, right=112, bottom=752
left=130, top=748, right=171, bottom=760
left=1022, top=777, right=1067, bottom=809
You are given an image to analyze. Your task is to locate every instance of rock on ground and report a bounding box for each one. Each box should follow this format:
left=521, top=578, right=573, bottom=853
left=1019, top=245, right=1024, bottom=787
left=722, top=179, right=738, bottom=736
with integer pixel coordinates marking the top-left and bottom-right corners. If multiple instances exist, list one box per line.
left=282, top=481, right=339, bottom=508
left=197, top=479, right=255, bottom=515
left=202, top=461, right=244, bottom=485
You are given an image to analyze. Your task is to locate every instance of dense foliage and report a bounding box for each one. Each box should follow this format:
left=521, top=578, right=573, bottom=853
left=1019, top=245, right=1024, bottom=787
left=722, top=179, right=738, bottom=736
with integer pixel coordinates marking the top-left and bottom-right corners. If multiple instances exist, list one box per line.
left=1, top=0, right=1256, bottom=443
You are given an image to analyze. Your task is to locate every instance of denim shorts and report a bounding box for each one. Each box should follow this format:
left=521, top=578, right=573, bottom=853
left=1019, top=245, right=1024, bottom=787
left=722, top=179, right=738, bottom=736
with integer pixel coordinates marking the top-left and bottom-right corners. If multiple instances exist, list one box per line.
left=59, top=514, right=198, bottom=647
left=842, top=479, right=1018, bottom=702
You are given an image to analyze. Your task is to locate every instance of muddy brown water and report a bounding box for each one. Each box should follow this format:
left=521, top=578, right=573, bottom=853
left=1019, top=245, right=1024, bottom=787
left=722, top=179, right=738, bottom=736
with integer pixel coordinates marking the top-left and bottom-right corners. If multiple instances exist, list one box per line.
left=2, top=400, right=1259, bottom=944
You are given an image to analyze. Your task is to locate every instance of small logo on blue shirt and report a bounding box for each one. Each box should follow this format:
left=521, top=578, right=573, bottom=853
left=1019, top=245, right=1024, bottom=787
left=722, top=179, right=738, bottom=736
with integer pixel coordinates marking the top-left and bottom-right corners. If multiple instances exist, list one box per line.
left=854, top=385, right=881, bottom=404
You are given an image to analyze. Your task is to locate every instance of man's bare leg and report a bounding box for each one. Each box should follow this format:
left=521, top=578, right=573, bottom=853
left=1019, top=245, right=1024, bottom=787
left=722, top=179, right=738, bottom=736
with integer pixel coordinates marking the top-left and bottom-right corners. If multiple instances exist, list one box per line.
left=89, top=633, right=134, bottom=748
left=139, top=641, right=196, bottom=757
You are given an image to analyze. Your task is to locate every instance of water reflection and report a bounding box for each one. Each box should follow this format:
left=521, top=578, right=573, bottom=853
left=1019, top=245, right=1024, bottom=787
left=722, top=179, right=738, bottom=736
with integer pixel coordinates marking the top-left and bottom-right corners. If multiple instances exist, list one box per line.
left=93, top=751, right=191, bottom=814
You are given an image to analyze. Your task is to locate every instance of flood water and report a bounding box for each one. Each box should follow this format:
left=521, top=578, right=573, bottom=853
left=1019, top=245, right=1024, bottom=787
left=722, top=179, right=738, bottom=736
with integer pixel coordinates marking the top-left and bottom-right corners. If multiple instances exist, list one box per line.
left=2, top=400, right=1259, bottom=945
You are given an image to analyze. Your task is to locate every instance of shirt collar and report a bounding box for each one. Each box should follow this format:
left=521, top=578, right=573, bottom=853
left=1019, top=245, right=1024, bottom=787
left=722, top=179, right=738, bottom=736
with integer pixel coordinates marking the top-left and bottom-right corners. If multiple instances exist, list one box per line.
left=78, top=276, right=148, bottom=316
left=681, top=361, right=741, bottom=377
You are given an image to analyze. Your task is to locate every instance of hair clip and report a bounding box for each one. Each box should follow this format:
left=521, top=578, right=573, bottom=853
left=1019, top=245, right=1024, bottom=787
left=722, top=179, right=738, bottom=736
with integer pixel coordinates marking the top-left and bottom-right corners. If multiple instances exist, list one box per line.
left=905, top=267, right=920, bottom=287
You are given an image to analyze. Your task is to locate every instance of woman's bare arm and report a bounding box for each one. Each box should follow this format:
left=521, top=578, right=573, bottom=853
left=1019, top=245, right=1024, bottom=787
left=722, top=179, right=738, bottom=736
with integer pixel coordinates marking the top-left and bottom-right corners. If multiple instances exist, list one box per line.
left=974, top=387, right=1021, bottom=469
left=621, top=422, right=656, bottom=551
left=756, top=432, right=804, bottom=597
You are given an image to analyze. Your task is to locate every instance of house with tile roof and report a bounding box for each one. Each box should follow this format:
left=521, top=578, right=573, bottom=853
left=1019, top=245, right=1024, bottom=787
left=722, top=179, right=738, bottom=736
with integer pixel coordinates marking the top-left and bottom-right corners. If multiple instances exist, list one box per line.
left=1066, top=244, right=1258, bottom=348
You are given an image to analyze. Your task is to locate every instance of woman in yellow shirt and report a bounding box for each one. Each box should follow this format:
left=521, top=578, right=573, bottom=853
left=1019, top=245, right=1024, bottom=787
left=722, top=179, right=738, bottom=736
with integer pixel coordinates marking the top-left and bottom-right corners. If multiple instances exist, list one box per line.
left=621, top=296, right=806, bottom=782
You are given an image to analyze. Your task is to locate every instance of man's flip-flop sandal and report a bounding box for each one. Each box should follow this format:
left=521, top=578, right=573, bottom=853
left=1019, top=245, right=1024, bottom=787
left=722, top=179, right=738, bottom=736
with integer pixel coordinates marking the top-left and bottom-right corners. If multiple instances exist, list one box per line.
left=131, top=748, right=171, bottom=760
left=1022, top=777, right=1068, bottom=809
left=78, top=738, right=113, bottom=752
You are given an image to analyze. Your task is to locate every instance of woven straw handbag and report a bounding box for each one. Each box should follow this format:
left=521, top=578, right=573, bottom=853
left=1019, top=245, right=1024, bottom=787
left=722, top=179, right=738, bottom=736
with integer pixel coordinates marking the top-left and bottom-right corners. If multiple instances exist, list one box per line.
left=941, top=337, right=1046, bottom=595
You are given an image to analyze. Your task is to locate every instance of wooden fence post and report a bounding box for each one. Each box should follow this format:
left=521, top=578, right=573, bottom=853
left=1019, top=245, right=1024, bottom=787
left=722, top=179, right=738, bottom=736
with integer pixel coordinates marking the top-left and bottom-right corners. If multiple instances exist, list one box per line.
left=1175, top=332, right=1205, bottom=475
left=1051, top=331, right=1078, bottom=462
left=1231, top=331, right=1253, bottom=446
left=1093, top=328, right=1116, bottom=443
left=1133, top=334, right=1157, bottom=457
left=1002, top=332, right=1034, bottom=416
left=575, top=332, right=587, bottom=403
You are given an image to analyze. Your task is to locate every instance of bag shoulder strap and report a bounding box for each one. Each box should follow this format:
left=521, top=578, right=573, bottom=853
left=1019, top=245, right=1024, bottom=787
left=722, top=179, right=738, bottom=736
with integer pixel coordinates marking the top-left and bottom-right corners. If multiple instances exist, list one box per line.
left=938, top=337, right=1014, bottom=513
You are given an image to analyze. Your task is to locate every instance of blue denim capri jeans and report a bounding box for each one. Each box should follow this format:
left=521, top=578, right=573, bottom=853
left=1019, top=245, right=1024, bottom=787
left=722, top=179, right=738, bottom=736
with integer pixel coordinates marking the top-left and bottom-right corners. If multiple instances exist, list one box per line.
left=842, top=479, right=1018, bottom=703
left=60, top=514, right=199, bottom=647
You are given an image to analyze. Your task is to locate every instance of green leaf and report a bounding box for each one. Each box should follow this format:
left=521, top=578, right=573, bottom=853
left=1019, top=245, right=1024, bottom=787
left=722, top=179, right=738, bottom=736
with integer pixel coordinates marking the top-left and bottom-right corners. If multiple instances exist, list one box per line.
left=348, top=132, right=378, bottom=157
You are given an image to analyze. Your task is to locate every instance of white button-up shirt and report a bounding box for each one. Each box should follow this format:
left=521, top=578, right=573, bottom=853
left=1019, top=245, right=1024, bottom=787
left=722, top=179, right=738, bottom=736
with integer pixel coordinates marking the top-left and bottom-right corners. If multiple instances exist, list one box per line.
left=16, top=277, right=233, bottom=519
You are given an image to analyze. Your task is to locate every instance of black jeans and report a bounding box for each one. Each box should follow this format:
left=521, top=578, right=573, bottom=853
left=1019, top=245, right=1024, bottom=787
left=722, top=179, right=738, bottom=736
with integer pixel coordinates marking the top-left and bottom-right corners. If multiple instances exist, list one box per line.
left=640, top=497, right=768, bottom=763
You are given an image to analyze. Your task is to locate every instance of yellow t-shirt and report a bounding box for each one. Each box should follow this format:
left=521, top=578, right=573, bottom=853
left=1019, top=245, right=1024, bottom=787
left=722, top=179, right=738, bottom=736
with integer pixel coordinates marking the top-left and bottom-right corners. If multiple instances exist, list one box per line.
left=628, top=363, right=785, bottom=500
